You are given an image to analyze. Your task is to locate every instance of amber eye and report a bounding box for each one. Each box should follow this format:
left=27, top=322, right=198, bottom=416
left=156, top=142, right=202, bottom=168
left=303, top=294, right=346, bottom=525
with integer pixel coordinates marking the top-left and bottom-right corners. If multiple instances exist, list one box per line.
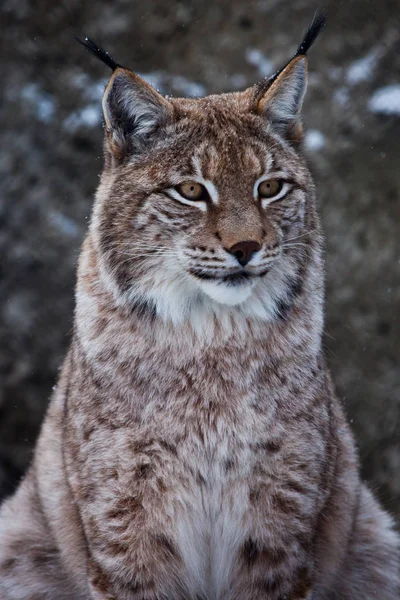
left=176, top=181, right=207, bottom=201
left=257, top=179, right=283, bottom=199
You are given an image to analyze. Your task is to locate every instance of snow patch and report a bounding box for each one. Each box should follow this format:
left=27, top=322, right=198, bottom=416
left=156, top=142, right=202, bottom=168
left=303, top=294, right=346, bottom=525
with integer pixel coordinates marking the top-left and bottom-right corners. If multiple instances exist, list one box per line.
left=71, top=74, right=106, bottom=101
left=49, top=211, right=79, bottom=237
left=346, top=49, right=380, bottom=85
left=245, top=48, right=273, bottom=78
left=21, top=83, right=55, bottom=123
left=304, top=130, right=326, bottom=152
left=64, top=104, right=101, bottom=130
left=333, top=87, right=350, bottom=106
left=138, top=71, right=206, bottom=98
left=368, top=85, right=400, bottom=116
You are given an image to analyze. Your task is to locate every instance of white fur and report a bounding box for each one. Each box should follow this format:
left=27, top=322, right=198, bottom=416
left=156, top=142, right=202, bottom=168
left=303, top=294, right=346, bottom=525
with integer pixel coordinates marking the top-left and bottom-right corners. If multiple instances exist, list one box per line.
left=197, top=278, right=255, bottom=306
left=102, top=250, right=303, bottom=343
left=166, top=187, right=208, bottom=212
left=174, top=474, right=251, bottom=598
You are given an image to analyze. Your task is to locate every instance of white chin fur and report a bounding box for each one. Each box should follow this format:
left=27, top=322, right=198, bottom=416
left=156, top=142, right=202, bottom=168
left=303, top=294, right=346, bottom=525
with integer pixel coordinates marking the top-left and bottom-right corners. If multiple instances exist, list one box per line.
left=198, top=279, right=255, bottom=306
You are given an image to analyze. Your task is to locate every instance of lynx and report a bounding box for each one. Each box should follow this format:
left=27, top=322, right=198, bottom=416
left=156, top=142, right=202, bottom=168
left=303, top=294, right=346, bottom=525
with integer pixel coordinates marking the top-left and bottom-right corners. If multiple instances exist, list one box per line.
left=0, top=13, right=398, bottom=600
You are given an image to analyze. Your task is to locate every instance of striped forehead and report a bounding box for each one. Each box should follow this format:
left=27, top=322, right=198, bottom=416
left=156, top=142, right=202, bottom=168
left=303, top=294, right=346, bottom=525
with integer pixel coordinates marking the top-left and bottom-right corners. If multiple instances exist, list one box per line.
left=191, top=141, right=271, bottom=183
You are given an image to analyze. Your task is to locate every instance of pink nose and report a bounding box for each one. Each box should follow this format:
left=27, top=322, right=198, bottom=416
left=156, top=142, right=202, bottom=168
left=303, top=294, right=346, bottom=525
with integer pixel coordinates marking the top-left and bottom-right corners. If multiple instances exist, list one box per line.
left=228, top=240, right=261, bottom=266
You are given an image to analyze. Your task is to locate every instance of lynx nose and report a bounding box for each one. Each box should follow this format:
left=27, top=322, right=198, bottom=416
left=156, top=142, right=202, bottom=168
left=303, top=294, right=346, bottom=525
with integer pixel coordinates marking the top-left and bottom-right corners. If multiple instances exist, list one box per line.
left=228, top=240, right=261, bottom=266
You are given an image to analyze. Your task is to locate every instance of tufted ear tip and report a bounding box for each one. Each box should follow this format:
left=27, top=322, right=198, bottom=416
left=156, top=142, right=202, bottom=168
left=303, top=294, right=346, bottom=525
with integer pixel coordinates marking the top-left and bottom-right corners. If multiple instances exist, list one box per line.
left=74, top=35, right=123, bottom=71
left=75, top=36, right=174, bottom=162
left=248, top=10, right=326, bottom=143
left=296, top=9, right=327, bottom=57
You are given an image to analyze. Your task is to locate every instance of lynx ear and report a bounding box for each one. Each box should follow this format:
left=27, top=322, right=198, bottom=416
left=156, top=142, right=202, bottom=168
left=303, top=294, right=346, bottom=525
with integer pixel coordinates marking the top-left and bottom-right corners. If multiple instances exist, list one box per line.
left=256, top=55, right=308, bottom=141
left=74, top=36, right=173, bottom=160
left=103, top=68, right=173, bottom=160
left=253, top=10, right=326, bottom=143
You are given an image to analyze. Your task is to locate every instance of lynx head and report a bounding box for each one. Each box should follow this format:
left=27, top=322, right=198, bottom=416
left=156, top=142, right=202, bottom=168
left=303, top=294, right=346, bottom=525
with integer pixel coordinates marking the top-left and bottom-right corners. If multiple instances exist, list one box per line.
left=77, top=13, right=325, bottom=325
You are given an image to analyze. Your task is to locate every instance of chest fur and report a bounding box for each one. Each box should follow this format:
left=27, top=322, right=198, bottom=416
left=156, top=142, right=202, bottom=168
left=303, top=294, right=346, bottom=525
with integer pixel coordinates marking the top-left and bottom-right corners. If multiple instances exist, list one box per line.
left=65, top=345, right=327, bottom=597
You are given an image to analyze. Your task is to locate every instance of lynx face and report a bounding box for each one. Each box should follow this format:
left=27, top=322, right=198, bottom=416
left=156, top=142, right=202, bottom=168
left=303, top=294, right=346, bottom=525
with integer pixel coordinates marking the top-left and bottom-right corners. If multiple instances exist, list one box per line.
left=93, top=56, right=316, bottom=323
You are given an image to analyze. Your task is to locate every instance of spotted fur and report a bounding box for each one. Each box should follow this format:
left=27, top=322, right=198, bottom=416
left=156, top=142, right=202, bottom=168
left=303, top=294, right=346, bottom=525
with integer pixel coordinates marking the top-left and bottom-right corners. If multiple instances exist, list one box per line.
left=0, top=15, right=398, bottom=600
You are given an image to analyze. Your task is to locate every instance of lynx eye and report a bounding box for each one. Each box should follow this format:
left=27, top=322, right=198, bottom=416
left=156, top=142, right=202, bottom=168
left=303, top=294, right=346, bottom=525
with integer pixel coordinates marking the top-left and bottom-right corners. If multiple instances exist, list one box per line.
left=257, top=179, right=283, bottom=199
left=176, top=181, right=207, bottom=201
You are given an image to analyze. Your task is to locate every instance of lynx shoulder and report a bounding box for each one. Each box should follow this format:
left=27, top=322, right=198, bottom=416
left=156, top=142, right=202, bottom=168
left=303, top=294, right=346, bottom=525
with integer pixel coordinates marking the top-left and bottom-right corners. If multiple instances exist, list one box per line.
left=0, top=13, right=398, bottom=600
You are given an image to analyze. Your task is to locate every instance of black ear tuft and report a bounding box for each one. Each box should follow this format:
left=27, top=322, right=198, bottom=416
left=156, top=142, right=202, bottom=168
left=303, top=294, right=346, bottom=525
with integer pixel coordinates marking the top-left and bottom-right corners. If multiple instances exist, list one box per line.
left=296, top=9, right=327, bottom=56
left=73, top=36, right=123, bottom=71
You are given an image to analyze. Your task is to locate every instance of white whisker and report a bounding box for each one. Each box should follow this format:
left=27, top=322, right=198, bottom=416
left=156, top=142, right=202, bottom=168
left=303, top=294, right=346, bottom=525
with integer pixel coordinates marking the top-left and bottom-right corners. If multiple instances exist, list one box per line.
left=284, top=228, right=318, bottom=243
left=282, top=242, right=308, bottom=249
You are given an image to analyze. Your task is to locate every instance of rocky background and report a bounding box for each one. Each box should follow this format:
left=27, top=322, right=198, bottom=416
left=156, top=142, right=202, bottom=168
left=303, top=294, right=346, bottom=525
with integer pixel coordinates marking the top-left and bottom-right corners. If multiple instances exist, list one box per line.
left=0, top=0, right=399, bottom=517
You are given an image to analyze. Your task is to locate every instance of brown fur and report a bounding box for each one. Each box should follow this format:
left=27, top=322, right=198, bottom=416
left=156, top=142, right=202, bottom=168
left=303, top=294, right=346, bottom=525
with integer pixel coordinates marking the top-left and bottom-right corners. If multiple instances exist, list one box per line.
left=0, top=25, right=398, bottom=600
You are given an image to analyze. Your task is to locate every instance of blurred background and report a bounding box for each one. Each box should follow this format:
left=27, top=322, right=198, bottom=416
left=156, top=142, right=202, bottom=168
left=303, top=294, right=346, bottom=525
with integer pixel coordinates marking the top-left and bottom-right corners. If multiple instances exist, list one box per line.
left=0, top=0, right=399, bottom=517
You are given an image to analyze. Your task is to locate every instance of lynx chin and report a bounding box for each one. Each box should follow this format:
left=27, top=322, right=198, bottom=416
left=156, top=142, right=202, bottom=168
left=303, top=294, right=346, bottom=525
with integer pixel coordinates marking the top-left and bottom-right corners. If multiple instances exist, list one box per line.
left=0, top=12, right=398, bottom=600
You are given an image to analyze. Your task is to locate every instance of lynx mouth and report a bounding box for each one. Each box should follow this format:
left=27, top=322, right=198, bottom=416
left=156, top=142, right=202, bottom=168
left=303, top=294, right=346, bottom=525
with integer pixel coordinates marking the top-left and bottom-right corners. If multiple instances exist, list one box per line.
left=189, top=269, right=270, bottom=286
